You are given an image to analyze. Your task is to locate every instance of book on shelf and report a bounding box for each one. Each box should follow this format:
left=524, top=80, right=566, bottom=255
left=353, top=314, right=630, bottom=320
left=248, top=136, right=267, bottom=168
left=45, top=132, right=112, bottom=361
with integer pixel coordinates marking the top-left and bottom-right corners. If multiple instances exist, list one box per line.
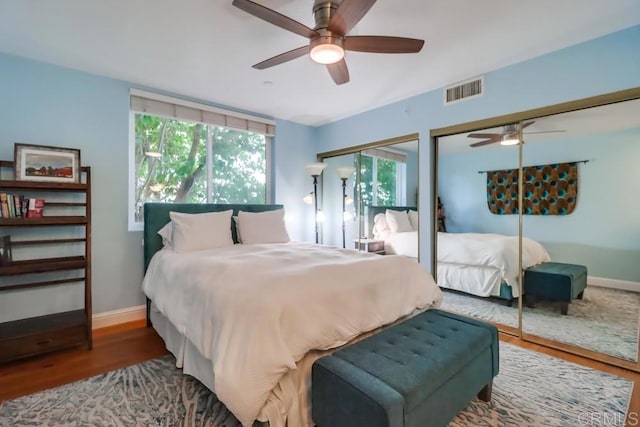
left=26, top=198, right=45, bottom=218
left=0, top=193, right=29, bottom=218
left=13, top=195, right=22, bottom=218
left=21, top=197, right=29, bottom=218
left=0, top=193, right=9, bottom=219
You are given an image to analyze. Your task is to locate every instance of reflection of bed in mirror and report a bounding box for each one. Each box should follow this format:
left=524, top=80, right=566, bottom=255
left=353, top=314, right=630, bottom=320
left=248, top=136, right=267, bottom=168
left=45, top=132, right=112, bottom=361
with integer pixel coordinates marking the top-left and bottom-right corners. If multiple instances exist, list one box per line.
left=437, top=232, right=550, bottom=300
left=365, top=205, right=551, bottom=300
left=365, top=205, right=418, bottom=259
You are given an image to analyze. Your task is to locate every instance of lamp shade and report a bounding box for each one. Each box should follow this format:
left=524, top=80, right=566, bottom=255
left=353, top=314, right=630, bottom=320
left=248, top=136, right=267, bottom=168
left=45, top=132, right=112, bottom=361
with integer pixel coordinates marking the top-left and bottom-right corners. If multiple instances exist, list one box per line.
left=335, top=166, right=356, bottom=179
left=305, top=162, right=327, bottom=177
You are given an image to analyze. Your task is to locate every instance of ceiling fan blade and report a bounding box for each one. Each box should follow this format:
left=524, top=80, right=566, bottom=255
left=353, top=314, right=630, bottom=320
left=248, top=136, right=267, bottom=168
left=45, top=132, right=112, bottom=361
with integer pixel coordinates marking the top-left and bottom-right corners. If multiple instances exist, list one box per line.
left=467, top=133, right=501, bottom=140
left=252, top=46, right=309, bottom=70
left=328, top=0, right=377, bottom=35
left=232, top=0, right=318, bottom=39
left=470, top=139, right=499, bottom=148
left=521, top=121, right=535, bottom=129
left=524, top=130, right=567, bottom=134
left=327, top=59, right=350, bottom=85
left=344, top=36, right=424, bottom=53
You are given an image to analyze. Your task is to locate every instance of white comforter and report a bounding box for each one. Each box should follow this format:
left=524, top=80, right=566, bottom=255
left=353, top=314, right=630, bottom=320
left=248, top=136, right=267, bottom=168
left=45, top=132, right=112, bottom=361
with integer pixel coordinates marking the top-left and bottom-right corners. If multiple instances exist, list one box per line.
left=143, top=242, right=442, bottom=426
left=437, top=232, right=551, bottom=295
left=376, top=230, right=418, bottom=258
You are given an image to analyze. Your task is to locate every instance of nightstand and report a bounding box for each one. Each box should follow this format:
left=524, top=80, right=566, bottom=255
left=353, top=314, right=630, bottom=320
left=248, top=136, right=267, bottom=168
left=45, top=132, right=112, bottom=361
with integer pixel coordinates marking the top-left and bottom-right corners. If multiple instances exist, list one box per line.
left=354, top=239, right=385, bottom=255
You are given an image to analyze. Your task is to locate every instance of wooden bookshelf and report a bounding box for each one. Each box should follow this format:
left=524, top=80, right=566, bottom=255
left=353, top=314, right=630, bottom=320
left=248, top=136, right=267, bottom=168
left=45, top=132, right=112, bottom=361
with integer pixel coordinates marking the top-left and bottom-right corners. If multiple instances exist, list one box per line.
left=0, top=161, right=92, bottom=362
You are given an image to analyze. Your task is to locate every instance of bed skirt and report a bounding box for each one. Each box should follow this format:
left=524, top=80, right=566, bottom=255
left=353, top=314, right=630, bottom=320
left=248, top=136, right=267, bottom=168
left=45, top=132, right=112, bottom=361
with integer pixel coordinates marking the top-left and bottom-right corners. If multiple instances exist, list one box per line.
left=149, top=303, right=413, bottom=427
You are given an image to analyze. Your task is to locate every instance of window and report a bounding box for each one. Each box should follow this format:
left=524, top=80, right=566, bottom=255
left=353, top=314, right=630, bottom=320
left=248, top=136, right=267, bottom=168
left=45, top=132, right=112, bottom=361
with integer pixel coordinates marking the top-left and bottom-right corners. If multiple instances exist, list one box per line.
left=358, top=148, right=407, bottom=207
left=129, top=90, right=274, bottom=229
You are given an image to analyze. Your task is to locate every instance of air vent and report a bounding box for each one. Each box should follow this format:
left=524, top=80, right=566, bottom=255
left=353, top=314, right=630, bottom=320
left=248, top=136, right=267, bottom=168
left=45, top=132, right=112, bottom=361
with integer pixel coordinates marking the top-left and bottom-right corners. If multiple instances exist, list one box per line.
left=444, top=76, right=484, bottom=105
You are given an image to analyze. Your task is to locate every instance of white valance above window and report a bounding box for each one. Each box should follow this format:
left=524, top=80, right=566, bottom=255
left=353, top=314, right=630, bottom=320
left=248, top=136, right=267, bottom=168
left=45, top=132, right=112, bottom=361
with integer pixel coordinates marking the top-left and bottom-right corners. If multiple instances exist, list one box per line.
left=362, top=147, right=407, bottom=163
left=130, top=89, right=276, bottom=136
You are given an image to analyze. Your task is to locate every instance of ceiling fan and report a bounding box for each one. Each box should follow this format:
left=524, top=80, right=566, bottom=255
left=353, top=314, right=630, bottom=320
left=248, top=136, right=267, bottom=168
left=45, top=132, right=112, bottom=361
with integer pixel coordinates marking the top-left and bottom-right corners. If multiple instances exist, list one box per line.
left=232, top=0, right=425, bottom=85
left=468, top=121, right=566, bottom=147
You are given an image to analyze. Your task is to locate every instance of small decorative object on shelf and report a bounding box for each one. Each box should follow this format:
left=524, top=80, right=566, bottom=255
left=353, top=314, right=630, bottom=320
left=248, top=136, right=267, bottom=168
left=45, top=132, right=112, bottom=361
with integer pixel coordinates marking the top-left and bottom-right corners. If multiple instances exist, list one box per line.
left=0, top=235, right=11, bottom=266
left=26, top=198, right=45, bottom=218
left=14, top=143, right=81, bottom=183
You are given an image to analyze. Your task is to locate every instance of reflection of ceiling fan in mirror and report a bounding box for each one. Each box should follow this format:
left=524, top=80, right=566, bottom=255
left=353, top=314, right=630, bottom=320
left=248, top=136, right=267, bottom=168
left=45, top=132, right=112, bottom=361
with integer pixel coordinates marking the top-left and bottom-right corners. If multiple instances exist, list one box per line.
left=468, top=121, right=566, bottom=147
left=232, top=0, right=425, bottom=85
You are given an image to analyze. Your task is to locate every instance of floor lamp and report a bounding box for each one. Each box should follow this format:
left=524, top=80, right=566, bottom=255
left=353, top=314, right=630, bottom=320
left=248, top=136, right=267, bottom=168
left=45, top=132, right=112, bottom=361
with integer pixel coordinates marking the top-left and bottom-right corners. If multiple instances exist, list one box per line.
left=304, top=162, right=327, bottom=244
left=336, top=166, right=356, bottom=248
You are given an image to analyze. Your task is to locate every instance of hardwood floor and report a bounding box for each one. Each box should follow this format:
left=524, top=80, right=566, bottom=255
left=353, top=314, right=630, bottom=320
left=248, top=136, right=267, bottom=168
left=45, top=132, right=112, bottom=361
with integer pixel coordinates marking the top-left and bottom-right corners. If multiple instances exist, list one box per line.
left=0, top=322, right=638, bottom=424
left=0, top=320, right=167, bottom=402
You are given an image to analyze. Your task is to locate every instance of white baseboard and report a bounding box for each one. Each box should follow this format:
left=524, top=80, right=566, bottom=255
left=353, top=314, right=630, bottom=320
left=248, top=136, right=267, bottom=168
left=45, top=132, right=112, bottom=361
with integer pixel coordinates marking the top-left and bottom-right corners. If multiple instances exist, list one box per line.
left=92, top=305, right=146, bottom=330
left=588, top=276, right=640, bottom=293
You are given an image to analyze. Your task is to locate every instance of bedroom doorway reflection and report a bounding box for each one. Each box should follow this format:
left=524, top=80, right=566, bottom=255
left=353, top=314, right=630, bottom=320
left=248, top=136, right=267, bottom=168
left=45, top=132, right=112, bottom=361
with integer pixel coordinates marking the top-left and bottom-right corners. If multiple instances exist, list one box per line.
left=318, top=133, right=420, bottom=261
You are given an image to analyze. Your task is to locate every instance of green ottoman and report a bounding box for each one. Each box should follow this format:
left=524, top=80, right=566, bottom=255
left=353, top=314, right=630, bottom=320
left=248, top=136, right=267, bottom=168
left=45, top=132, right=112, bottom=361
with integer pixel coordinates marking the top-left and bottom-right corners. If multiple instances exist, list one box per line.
left=524, top=262, right=588, bottom=315
left=311, top=309, right=499, bottom=427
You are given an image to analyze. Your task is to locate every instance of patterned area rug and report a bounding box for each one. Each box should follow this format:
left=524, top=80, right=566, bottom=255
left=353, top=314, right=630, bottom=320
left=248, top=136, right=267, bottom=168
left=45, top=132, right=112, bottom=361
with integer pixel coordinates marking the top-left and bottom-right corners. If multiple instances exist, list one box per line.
left=441, top=286, right=640, bottom=361
left=0, top=343, right=632, bottom=427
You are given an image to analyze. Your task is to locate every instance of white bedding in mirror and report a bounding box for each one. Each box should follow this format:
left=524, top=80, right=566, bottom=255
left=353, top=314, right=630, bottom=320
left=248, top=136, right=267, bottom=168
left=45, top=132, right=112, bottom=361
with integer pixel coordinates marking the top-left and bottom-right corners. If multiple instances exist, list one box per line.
left=375, top=229, right=419, bottom=258
left=437, top=232, right=551, bottom=297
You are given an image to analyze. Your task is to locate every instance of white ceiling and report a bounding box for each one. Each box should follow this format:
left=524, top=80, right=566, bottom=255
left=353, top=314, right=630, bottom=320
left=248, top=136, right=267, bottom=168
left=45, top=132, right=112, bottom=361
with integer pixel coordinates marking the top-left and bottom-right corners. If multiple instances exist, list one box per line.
left=1, top=0, right=639, bottom=127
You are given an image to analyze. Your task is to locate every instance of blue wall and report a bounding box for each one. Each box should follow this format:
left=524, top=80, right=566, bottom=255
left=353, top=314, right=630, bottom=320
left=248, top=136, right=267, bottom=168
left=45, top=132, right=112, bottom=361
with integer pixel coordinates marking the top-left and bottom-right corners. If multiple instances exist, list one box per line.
left=0, top=25, right=638, bottom=316
left=314, top=25, right=640, bottom=270
left=439, top=128, right=640, bottom=282
left=0, top=53, right=316, bottom=319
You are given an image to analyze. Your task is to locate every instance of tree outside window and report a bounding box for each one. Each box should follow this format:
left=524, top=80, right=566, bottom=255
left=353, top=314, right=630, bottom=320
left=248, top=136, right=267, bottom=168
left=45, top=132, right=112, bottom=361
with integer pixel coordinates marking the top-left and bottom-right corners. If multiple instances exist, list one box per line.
left=134, top=114, right=267, bottom=222
left=358, top=154, right=401, bottom=209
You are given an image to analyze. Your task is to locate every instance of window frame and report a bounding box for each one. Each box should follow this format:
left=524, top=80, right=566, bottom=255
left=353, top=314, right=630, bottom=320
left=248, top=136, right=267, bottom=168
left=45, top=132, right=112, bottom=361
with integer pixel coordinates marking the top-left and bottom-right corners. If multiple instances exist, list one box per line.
left=128, top=99, right=273, bottom=231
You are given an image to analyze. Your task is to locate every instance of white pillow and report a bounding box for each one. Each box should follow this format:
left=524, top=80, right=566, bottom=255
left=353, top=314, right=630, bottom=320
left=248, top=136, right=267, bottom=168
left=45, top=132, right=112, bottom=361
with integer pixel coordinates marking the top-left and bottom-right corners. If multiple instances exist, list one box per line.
left=408, top=210, right=419, bottom=231
left=385, top=209, right=413, bottom=233
left=169, top=210, right=234, bottom=252
left=157, top=222, right=173, bottom=247
left=237, top=209, right=290, bottom=244
left=372, top=213, right=389, bottom=238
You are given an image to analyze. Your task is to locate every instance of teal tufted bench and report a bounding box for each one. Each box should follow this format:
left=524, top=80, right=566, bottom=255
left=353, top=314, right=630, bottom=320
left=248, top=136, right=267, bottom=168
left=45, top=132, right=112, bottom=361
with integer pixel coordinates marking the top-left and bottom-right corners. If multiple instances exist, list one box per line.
left=311, top=309, right=499, bottom=427
left=524, top=262, right=588, bottom=315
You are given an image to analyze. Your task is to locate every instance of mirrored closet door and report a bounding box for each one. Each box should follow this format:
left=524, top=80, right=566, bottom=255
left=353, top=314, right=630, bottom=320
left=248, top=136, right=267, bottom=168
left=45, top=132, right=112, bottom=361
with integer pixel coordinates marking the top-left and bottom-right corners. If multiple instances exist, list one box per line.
left=521, top=98, right=640, bottom=364
left=432, top=87, right=640, bottom=371
left=435, top=124, right=522, bottom=335
left=318, top=133, right=420, bottom=261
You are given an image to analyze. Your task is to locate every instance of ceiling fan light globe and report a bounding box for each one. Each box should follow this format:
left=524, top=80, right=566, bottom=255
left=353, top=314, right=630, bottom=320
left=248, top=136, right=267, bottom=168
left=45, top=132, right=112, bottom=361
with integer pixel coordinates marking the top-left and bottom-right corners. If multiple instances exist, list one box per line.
left=310, top=43, right=344, bottom=64
left=500, top=135, right=520, bottom=146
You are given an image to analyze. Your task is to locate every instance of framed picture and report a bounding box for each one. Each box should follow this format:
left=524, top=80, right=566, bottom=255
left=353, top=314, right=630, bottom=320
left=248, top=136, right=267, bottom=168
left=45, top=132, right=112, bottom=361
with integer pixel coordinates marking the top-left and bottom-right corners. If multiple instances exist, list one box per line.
left=14, top=143, right=81, bottom=183
left=0, top=235, right=12, bottom=267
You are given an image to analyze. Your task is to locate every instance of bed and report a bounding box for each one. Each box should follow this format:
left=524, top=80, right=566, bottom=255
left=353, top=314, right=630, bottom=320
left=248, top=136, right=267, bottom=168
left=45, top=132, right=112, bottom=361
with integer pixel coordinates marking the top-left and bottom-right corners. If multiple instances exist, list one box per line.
left=365, top=205, right=418, bottom=258
left=365, top=205, right=551, bottom=299
left=142, top=203, right=442, bottom=427
left=437, top=232, right=551, bottom=299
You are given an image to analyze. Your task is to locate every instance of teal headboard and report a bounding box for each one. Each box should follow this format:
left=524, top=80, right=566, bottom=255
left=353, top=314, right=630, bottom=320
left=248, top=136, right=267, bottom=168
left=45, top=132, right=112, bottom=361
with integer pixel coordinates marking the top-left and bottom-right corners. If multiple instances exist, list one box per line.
left=143, top=203, right=284, bottom=273
left=365, top=205, right=417, bottom=238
